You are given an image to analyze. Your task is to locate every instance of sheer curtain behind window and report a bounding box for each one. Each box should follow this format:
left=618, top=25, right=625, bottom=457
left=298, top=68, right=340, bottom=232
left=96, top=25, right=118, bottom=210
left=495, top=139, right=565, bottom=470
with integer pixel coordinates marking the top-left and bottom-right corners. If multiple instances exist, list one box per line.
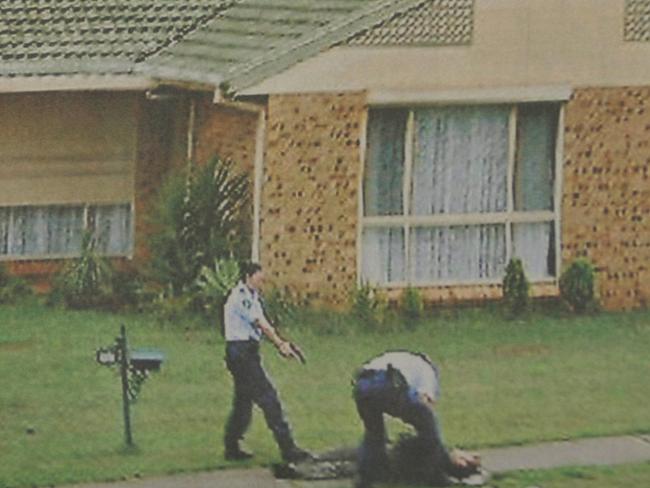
left=512, top=104, right=558, bottom=279
left=409, top=106, right=509, bottom=282
left=362, top=227, right=405, bottom=284
left=89, top=204, right=133, bottom=255
left=0, top=204, right=132, bottom=258
left=362, top=109, right=408, bottom=284
left=364, top=108, right=407, bottom=216
left=411, top=106, right=509, bottom=215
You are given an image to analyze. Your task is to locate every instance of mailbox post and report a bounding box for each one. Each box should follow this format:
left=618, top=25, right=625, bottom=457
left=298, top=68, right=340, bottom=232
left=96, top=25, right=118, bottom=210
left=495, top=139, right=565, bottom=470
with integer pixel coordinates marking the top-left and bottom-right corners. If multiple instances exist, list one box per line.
left=96, top=324, right=164, bottom=447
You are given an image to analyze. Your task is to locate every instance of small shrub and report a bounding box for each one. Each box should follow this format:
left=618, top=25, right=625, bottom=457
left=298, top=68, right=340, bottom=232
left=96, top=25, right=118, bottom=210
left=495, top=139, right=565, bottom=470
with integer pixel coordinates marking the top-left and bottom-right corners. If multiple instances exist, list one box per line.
left=149, top=288, right=196, bottom=323
left=0, top=264, right=32, bottom=304
left=559, top=258, right=596, bottom=313
left=350, top=282, right=386, bottom=331
left=502, top=258, right=530, bottom=316
left=400, top=287, right=424, bottom=327
left=50, top=232, right=114, bottom=309
left=110, top=265, right=144, bottom=310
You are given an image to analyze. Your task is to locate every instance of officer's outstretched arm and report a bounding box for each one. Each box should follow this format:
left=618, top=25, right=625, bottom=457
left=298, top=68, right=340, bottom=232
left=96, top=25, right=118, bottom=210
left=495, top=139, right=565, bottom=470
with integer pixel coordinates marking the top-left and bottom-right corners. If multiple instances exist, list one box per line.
left=256, top=319, right=303, bottom=362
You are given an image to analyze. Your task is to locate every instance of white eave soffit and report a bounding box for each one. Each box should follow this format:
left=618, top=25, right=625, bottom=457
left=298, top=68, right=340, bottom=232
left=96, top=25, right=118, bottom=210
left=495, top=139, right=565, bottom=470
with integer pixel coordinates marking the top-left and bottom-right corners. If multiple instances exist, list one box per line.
left=0, top=75, right=158, bottom=93
left=368, top=85, right=573, bottom=107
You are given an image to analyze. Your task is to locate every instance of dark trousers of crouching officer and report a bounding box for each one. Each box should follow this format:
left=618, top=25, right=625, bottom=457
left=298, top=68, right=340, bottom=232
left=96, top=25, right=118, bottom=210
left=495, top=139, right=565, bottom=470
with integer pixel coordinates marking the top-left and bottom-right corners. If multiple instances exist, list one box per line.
left=353, top=351, right=464, bottom=488
left=223, top=262, right=310, bottom=464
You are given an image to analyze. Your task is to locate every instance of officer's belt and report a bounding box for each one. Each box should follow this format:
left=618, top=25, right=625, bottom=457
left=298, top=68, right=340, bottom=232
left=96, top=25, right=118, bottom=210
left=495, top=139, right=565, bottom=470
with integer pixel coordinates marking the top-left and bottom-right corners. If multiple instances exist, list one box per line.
left=354, top=364, right=408, bottom=391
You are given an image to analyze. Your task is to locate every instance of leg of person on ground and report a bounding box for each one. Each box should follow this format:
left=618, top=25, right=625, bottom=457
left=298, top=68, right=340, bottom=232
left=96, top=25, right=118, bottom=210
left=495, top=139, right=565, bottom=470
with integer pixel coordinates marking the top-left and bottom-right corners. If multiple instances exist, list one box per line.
left=402, top=401, right=453, bottom=486
left=355, top=398, right=391, bottom=488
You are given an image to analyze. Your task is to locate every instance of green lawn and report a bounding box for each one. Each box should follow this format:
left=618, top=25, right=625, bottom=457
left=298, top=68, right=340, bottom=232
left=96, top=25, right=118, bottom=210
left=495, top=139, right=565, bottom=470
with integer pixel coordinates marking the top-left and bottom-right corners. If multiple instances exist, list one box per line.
left=1, top=300, right=649, bottom=487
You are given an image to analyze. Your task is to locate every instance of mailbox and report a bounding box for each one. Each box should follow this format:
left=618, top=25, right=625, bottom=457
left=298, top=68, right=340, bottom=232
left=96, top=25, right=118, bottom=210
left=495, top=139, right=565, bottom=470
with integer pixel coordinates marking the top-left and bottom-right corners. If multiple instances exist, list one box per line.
left=95, top=325, right=164, bottom=446
left=129, top=349, right=165, bottom=372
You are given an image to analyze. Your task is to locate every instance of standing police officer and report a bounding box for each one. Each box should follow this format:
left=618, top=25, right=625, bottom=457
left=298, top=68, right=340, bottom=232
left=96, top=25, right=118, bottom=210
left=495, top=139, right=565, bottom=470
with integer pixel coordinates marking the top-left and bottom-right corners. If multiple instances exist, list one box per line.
left=353, top=351, right=478, bottom=488
left=223, top=262, right=311, bottom=463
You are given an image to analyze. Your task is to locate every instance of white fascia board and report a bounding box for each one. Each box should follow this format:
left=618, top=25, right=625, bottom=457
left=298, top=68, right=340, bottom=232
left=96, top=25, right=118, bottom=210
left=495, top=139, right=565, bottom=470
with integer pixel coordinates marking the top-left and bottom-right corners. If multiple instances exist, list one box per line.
left=368, top=85, right=573, bottom=107
left=0, top=75, right=158, bottom=93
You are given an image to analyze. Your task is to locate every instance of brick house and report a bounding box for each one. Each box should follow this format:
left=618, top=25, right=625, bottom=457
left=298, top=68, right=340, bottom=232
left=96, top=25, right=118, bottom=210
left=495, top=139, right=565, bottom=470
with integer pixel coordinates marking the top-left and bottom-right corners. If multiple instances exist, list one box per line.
left=2, top=0, right=650, bottom=309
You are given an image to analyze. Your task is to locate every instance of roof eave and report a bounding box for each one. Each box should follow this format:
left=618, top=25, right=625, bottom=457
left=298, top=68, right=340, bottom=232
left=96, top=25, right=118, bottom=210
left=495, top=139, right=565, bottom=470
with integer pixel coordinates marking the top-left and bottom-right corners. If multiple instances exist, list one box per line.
left=0, top=74, right=158, bottom=94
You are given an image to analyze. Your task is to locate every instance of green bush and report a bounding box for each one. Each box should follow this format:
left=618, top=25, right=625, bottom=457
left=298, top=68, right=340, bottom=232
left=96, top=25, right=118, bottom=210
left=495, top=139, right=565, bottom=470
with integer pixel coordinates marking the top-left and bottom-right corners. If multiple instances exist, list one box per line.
left=50, top=232, right=114, bottom=309
left=559, top=258, right=597, bottom=313
left=400, top=287, right=424, bottom=327
left=147, top=156, right=250, bottom=296
left=502, top=258, right=530, bottom=316
left=148, top=287, right=197, bottom=323
left=350, top=282, right=386, bottom=331
left=110, top=265, right=145, bottom=310
left=0, top=264, right=32, bottom=304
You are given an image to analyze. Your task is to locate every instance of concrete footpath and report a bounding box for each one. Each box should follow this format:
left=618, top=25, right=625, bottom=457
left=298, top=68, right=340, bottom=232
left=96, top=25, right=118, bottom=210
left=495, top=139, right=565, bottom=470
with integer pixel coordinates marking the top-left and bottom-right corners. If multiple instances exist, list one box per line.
left=71, top=435, right=650, bottom=488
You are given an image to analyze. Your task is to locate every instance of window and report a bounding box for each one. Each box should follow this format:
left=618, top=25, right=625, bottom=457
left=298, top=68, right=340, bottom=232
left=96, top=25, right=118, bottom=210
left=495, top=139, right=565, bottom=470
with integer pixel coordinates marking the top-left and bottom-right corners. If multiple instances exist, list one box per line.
left=0, top=203, right=133, bottom=259
left=361, top=103, right=560, bottom=286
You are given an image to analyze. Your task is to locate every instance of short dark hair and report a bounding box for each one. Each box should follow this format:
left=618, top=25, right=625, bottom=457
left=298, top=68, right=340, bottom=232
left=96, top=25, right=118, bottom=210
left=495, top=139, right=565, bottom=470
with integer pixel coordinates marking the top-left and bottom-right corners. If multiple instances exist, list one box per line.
left=241, top=261, right=262, bottom=280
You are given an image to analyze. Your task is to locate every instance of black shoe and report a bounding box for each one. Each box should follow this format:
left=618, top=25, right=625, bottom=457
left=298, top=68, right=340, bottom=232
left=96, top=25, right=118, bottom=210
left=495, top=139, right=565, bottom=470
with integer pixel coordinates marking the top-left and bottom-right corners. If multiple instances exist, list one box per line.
left=282, top=446, right=313, bottom=463
left=225, top=447, right=254, bottom=461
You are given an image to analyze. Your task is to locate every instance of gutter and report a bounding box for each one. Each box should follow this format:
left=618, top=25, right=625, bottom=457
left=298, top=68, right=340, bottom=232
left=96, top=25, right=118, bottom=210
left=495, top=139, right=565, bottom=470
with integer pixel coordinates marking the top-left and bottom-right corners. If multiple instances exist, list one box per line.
left=0, top=75, right=157, bottom=93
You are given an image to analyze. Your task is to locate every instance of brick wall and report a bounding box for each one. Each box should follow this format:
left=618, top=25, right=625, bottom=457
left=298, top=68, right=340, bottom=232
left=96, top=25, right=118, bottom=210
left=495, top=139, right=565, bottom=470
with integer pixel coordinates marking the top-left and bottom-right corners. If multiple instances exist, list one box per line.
left=261, top=88, right=650, bottom=311
left=133, top=96, right=187, bottom=262
left=193, top=95, right=259, bottom=173
left=192, top=95, right=260, bottom=255
left=563, top=87, right=650, bottom=309
left=261, top=92, right=366, bottom=306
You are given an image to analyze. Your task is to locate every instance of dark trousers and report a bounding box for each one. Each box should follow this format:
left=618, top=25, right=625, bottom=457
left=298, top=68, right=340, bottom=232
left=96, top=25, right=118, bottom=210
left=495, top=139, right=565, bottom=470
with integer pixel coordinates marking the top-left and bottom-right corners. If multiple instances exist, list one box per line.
left=224, top=340, right=296, bottom=456
left=354, top=370, right=452, bottom=486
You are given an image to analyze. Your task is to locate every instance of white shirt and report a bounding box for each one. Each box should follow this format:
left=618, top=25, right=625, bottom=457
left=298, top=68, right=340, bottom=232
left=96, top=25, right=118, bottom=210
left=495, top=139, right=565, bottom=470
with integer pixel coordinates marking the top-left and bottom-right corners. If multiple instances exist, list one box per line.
left=363, top=351, right=440, bottom=402
left=223, top=282, right=265, bottom=341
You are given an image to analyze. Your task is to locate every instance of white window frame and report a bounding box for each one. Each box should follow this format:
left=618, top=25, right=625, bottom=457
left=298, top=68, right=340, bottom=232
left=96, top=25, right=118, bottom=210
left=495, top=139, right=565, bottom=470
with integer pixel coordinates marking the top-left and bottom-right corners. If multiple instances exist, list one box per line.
left=358, top=101, right=565, bottom=288
left=0, top=201, right=135, bottom=261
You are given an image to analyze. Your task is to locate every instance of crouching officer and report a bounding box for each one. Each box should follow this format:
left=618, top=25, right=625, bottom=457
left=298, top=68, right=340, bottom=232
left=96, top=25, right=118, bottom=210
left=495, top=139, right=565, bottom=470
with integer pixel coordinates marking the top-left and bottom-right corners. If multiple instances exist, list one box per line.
left=353, top=350, right=479, bottom=488
left=223, top=262, right=311, bottom=463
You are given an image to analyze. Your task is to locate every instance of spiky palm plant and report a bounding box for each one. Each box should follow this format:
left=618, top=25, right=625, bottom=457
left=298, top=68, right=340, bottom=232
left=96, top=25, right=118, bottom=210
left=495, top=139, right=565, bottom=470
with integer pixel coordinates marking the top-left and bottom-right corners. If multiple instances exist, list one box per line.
left=148, top=156, right=250, bottom=295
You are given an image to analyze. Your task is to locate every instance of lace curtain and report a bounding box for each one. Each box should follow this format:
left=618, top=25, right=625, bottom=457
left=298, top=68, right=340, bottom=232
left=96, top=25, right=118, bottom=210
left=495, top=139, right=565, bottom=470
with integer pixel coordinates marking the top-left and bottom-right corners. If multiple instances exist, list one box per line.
left=411, top=106, right=509, bottom=215
left=362, top=104, right=557, bottom=285
left=0, top=204, right=132, bottom=258
left=409, top=106, right=509, bottom=282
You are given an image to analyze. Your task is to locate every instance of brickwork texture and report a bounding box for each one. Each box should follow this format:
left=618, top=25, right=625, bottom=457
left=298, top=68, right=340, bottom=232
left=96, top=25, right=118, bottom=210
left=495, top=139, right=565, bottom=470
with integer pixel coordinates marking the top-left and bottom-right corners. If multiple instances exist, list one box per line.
left=261, top=87, right=650, bottom=310
left=563, top=87, right=650, bottom=309
left=193, top=95, right=259, bottom=173
left=133, top=96, right=188, bottom=262
left=261, top=92, right=366, bottom=306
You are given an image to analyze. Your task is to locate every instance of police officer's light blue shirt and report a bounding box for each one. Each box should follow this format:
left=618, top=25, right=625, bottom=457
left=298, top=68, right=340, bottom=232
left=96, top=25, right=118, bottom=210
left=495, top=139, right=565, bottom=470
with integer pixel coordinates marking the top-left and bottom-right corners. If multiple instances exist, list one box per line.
left=224, top=281, right=265, bottom=342
left=364, top=351, right=440, bottom=403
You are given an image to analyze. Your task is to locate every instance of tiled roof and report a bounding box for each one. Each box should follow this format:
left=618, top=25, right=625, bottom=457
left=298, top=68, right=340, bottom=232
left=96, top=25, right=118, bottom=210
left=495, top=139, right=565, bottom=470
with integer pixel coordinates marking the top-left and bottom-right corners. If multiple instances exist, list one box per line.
left=348, top=0, right=473, bottom=46
left=625, top=0, right=650, bottom=42
left=0, top=0, right=233, bottom=76
left=141, top=0, right=424, bottom=90
left=1, top=0, right=453, bottom=92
